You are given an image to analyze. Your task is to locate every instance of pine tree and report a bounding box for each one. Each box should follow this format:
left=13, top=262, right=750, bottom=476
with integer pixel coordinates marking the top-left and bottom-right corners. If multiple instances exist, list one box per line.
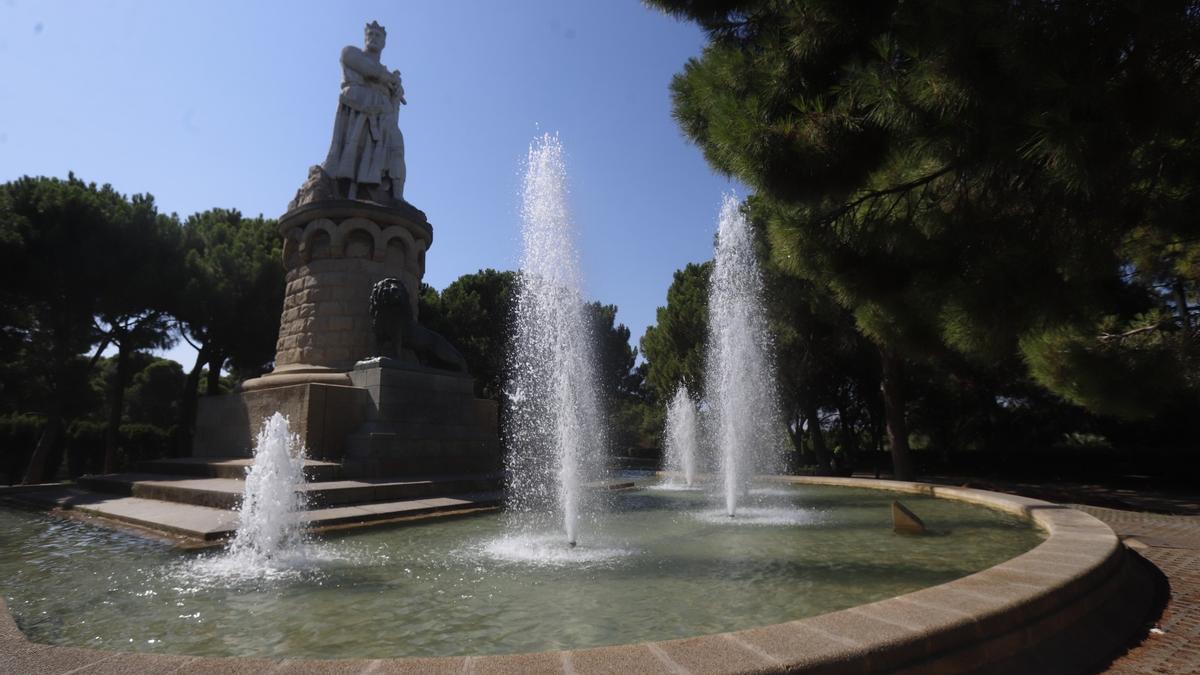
left=650, top=0, right=1200, bottom=475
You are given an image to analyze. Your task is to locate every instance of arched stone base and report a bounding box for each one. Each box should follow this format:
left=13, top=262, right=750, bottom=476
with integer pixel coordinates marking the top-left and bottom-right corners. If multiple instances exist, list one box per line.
left=258, top=199, right=433, bottom=387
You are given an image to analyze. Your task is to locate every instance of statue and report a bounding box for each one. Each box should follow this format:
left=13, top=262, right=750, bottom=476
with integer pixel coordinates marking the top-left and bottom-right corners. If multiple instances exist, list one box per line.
left=322, top=21, right=407, bottom=204
left=369, top=278, right=468, bottom=372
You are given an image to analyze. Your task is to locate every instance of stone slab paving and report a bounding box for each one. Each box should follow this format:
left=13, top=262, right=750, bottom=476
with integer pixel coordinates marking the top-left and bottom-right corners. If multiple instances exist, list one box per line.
left=1073, top=505, right=1200, bottom=674
left=4, top=486, right=502, bottom=541
left=6, top=488, right=239, bottom=541
left=79, top=472, right=501, bottom=509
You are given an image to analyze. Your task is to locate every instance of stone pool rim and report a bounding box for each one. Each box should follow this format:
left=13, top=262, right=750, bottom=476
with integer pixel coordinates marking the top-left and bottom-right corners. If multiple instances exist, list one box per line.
left=0, top=476, right=1147, bottom=674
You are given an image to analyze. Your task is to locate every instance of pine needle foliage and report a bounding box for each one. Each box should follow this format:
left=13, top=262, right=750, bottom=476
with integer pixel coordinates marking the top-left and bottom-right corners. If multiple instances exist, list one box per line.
left=650, top=0, right=1200, bottom=419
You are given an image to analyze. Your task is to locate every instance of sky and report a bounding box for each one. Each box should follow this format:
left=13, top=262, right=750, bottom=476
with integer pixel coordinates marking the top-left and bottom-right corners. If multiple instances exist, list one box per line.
left=0, top=0, right=740, bottom=368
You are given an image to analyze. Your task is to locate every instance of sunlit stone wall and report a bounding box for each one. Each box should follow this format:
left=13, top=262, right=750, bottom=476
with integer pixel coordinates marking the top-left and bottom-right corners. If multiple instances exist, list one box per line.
left=273, top=205, right=430, bottom=372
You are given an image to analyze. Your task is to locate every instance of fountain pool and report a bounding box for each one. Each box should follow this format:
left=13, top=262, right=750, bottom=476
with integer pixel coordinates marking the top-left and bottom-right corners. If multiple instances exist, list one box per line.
left=0, top=482, right=1042, bottom=659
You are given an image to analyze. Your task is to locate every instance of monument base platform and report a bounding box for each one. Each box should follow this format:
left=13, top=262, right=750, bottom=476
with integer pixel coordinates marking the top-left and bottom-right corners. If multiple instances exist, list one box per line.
left=192, top=360, right=500, bottom=478
left=194, top=382, right=367, bottom=461
left=341, top=359, right=501, bottom=477
left=240, top=364, right=353, bottom=391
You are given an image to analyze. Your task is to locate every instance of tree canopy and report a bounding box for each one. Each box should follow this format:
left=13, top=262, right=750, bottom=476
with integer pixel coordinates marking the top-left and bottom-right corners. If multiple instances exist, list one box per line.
left=419, top=269, right=518, bottom=400
left=0, top=178, right=285, bottom=480
left=640, top=262, right=711, bottom=402
left=0, top=175, right=167, bottom=480
left=651, top=0, right=1200, bottom=475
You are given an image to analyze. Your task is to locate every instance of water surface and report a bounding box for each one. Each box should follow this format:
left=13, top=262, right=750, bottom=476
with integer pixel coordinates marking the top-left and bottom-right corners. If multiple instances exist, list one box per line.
left=0, top=484, right=1043, bottom=659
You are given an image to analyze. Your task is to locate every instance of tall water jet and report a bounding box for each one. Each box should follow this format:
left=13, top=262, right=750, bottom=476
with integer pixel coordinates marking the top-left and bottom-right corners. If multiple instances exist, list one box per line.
left=226, top=413, right=308, bottom=564
left=706, top=195, right=784, bottom=517
left=663, top=385, right=699, bottom=486
left=505, top=134, right=605, bottom=547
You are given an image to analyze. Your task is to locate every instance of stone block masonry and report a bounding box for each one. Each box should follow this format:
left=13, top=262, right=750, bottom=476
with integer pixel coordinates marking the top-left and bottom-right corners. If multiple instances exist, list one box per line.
left=269, top=200, right=431, bottom=373
left=342, top=362, right=501, bottom=477
left=193, top=382, right=368, bottom=461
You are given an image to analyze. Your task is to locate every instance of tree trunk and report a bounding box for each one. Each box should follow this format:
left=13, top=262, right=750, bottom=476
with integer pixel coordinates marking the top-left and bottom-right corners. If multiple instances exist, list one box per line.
left=103, top=341, right=132, bottom=473
left=796, top=411, right=816, bottom=467
left=880, top=346, right=915, bottom=481
left=205, top=353, right=224, bottom=395
left=836, top=404, right=858, bottom=474
left=1176, top=279, right=1193, bottom=332
left=175, top=346, right=210, bottom=457
left=1176, top=279, right=1194, bottom=356
left=25, top=327, right=73, bottom=484
left=805, top=400, right=832, bottom=474
left=23, top=411, right=64, bottom=484
left=938, top=421, right=952, bottom=467
left=865, top=395, right=885, bottom=479
left=786, top=412, right=804, bottom=472
left=978, top=389, right=999, bottom=454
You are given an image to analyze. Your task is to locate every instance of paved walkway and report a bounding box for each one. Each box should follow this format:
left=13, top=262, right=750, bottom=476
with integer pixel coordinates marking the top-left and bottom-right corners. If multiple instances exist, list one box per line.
left=898, top=474, right=1200, bottom=673
left=1079, top=505, right=1200, bottom=674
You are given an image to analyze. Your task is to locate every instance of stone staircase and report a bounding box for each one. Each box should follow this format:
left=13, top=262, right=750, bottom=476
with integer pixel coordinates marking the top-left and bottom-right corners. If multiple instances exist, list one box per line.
left=20, top=458, right=503, bottom=544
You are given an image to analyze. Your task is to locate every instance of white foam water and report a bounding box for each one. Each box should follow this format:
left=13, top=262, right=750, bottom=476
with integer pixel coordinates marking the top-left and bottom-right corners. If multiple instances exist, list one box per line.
left=476, top=533, right=633, bottom=568
left=705, top=195, right=786, bottom=517
left=504, top=134, right=606, bottom=548
left=693, top=506, right=822, bottom=527
left=663, top=385, right=700, bottom=487
left=188, top=413, right=323, bottom=581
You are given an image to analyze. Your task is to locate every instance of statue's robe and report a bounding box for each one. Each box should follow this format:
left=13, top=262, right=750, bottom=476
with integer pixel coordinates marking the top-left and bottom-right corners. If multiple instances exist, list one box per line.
left=323, top=46, right=406, bottom=196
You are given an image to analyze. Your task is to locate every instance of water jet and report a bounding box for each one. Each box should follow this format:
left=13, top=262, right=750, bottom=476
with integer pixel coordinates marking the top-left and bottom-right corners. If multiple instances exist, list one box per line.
left=504, top=134, right=605, bottom=550
left=663, top=385, right=699, bottom=487
left=705, top=195, right=785, bottom=517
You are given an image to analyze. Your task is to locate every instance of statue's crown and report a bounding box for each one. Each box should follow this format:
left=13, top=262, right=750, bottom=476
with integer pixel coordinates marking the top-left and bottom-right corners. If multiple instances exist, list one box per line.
left=365, top=20, right=386, bottom=36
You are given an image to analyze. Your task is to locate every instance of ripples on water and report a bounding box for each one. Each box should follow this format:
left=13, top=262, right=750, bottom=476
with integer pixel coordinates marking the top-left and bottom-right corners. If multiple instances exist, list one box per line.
left=0, top=484, right=1043, bottom=659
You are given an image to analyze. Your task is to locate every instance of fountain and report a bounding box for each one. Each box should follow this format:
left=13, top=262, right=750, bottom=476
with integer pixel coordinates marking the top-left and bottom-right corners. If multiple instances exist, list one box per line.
left=706, top=195, right=785, bottom=517
left=0, top=23, right=1146, bottom=671
left=504, top=134, right=605, bottom=548
left=223, top=413, right=308, bottom=566
left=662, top=384, right=700, bottom=487
left=0, top=165, right=1125, bottom=675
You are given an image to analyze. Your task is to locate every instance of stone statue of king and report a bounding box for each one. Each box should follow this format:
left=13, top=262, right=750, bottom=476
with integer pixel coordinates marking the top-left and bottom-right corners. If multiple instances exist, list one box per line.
left=322, top=21, right=407, bottom=203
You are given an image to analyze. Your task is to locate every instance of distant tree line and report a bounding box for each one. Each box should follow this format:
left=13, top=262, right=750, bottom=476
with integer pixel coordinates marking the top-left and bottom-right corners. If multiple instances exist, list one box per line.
left=643, top=0, right=1200, bottom=479
left=0, top=175, right=283, bottom=483
left=0, top=176, right=659, bottom=484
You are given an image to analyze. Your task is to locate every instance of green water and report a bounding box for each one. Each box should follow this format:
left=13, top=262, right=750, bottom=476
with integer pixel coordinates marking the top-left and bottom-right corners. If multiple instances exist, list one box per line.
left=0, top=484, right=1043, bottom=659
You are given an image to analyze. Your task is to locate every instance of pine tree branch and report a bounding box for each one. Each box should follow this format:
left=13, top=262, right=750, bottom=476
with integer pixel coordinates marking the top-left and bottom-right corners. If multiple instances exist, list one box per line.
left=820, top=164, right=956, bottom=227
left=176, top=319, right=202, bottom=352
left=1097, top=320, right=1174, bottom=342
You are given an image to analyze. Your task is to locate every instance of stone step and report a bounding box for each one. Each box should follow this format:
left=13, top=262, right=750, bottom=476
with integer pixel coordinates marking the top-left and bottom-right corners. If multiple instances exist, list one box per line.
left=11, top=487, right=501, bottom=542
left=138, top=457, right=344, bottom=481
left=11, top=488, right=239, bottom=541
left=78, top=472, right=504, bottom=510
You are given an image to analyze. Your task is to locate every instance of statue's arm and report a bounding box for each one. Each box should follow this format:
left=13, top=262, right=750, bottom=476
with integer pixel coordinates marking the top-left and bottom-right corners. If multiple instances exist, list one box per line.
left=340, top=46, right=394, bottom=84
left=393, top=72, right=406, bottom=105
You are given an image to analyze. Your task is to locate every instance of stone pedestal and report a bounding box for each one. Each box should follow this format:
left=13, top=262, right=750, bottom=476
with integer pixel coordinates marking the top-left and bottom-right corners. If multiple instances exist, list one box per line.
left=342, top=360, right=501, bottom=477
left=193, top=383, right=368, bottom=461
left=193, top=196, right=500, bottom=477
left=193, top=361, right=500, bottom=478
left=243, top=199, right=433, bottom=391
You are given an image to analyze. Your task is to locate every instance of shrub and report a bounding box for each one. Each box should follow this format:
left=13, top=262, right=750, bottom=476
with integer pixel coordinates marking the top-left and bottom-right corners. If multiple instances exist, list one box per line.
left=119, top=424, right=173, bottom=466
left=0, top=414, right=44, bottom=484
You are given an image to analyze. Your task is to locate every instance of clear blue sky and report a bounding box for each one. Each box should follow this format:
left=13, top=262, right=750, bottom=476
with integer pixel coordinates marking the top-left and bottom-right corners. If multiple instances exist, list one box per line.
left=0, top=1, right=738, bottom=368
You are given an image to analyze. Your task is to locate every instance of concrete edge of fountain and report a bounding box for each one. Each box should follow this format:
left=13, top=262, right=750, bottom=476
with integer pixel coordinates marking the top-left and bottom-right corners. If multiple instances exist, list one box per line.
left=0, top=477, right=1155, bottom=674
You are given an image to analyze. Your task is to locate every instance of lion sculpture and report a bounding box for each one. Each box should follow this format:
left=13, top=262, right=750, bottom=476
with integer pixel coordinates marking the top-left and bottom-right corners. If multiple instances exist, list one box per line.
left=369, top=277, right=468, bottom=372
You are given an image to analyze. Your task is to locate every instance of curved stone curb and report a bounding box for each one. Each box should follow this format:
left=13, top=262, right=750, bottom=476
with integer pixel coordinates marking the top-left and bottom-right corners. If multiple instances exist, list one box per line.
left=0, top=477, right=1150, bottom=674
